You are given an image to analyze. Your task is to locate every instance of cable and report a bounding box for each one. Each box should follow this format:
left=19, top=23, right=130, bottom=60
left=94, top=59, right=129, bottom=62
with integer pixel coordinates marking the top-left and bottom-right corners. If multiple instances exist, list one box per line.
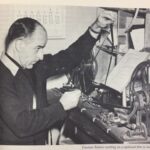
left=56, top=120, right=67, bottom=145
left=105, top=24, right=114, bottom=84
left=49, top=130, right=53, bottom=145
left=93, top=31, right=110, bottom=61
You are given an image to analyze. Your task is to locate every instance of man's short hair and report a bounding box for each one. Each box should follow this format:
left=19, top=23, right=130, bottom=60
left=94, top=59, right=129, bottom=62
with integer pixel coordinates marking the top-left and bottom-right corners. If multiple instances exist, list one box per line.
left=5, top=17, right=44, bottom=51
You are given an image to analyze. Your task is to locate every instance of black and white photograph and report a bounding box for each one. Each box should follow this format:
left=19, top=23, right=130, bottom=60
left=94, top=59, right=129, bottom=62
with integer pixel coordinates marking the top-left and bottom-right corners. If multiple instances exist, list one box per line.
left=0, top=0, right=150, bottom=148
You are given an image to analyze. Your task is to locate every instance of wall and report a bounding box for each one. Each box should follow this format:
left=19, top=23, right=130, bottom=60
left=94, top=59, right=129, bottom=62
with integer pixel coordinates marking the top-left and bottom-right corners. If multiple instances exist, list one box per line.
left=46, top=6, right=97, bottom=54
left=0, top=5, right=97, bottom=56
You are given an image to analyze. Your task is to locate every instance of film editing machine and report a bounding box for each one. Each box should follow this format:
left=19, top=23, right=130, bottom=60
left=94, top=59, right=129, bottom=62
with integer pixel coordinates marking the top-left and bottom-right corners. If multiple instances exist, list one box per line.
left=62, top=59, right=150, bottom=144
left=61, top=8, right=150, bottom=144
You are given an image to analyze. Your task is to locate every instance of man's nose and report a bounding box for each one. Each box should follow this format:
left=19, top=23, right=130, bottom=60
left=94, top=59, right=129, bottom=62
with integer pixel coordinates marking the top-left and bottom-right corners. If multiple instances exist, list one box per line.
left=37, top=51, right=44, bottom=60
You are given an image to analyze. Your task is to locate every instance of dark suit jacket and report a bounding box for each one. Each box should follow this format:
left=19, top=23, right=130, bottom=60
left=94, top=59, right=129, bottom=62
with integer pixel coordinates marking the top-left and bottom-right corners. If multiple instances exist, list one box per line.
left=0, top=30, right=96, bottom=145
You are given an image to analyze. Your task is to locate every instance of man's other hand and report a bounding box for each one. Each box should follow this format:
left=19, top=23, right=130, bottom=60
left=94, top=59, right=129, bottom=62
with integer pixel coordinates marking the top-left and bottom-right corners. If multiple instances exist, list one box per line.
left=60, top=89, right=81, bottom=111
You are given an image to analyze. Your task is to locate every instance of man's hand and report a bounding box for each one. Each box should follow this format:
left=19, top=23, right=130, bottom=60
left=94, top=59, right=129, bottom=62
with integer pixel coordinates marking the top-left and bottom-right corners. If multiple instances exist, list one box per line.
left=60, top=89, right=81, bottom=111
left=89, top=8, right=116, bottom=37
left=96, top=9, right=116, bottom=29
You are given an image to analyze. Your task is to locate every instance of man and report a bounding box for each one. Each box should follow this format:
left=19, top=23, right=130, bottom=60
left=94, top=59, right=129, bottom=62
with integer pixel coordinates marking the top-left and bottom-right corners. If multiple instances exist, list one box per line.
left=0, top=9, right=115, bottom=145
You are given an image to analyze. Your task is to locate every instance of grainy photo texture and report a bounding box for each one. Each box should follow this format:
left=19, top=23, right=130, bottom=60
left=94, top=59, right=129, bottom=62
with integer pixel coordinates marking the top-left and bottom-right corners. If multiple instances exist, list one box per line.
left=0, top=4, right=150, bottom=145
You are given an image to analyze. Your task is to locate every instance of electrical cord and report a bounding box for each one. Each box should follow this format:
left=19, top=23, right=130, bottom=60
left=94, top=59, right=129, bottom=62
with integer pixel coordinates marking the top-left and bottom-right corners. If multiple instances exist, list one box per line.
left=105, top=24, right=114, bottom=84
left=56, top=118, right=69, bottom=145
left=93, top=30, right=110, bottom=61
left=50, top=130, right=53, bottom=145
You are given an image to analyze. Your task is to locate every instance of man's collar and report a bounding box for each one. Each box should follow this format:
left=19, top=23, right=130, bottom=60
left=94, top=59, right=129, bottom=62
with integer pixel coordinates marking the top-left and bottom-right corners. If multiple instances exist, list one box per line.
left=1, top=54, right=19, bottom=76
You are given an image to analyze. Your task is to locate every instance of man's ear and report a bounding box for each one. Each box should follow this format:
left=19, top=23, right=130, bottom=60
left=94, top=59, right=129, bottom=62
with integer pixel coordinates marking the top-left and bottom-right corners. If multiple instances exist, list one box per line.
left=15, top=38, right=25, bottom=52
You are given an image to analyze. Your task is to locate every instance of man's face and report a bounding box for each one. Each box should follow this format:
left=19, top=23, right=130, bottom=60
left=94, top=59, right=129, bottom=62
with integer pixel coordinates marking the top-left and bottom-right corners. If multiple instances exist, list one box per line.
left=19, top=25, right=47, bottom=69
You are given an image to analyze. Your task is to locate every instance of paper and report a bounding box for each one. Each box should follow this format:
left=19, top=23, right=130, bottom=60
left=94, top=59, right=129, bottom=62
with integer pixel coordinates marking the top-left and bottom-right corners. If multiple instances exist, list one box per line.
left=106, top=49, right=150, bottom=92
left=130, top=28, right=144, bottom=51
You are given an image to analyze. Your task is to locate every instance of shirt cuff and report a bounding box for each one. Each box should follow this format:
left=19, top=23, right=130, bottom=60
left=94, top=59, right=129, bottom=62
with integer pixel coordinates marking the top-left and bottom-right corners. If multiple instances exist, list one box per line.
left=89, top=27, right=100, bottom=39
